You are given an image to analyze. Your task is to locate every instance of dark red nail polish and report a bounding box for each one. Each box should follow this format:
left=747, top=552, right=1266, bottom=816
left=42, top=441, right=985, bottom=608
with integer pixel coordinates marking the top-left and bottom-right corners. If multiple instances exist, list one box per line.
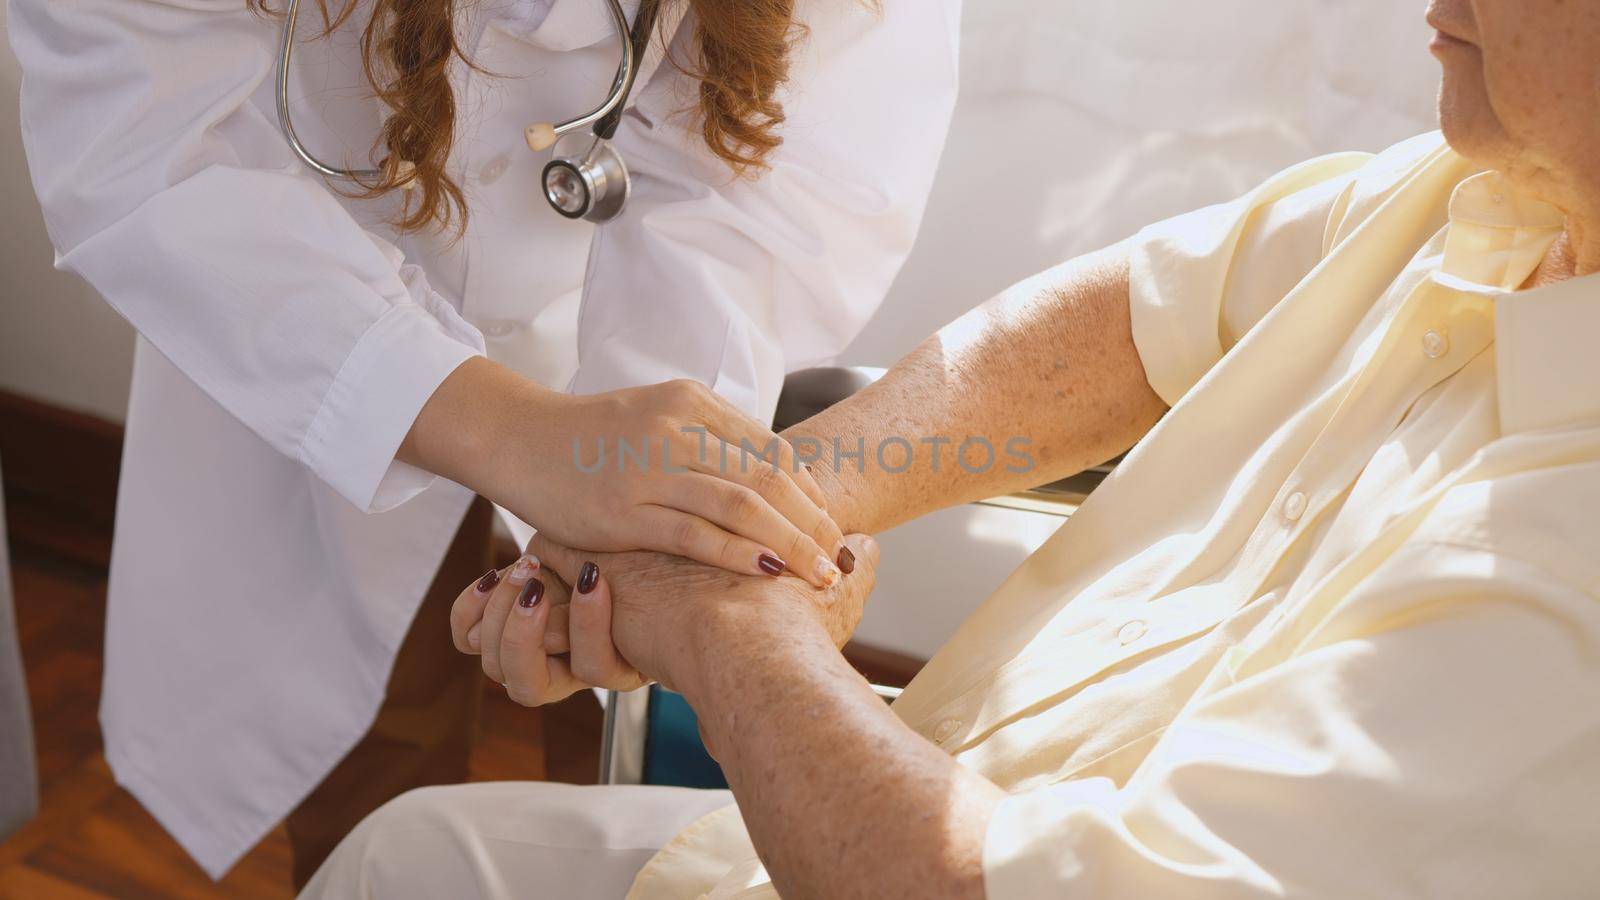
left=518, top=578, right=545, bottom=609
left=577, top=561, right=600, bottom=595
left=476, top=569, right=501, bottom=594
left=757, top=554, right=786, bottom=576
left=837, top=546, right=856, bottom=575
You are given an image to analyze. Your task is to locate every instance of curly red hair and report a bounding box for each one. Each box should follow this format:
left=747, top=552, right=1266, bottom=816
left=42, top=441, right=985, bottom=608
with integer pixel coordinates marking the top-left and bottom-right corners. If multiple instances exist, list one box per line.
left=254, top=0, right=803, bottom=234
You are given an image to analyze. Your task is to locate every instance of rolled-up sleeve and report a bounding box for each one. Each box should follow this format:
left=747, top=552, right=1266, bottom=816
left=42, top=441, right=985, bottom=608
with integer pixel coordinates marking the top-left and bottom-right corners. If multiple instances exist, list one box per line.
left=1127, top=152, right=1370, bottom=407
left=983, top=534, right=1600, bottom=897
left=568, top=0, right=961, bottom=419
left=9, top=0, right=484, bottom=512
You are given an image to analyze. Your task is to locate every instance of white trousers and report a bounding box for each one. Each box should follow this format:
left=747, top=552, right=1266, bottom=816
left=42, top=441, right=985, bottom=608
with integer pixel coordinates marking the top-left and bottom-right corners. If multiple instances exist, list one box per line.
left=299, top=782, right=735, bottom=899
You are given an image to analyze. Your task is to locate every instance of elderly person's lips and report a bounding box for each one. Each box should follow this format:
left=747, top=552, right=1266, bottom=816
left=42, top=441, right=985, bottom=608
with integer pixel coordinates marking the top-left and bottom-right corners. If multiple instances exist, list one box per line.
left=1426, top=10, right=1476, bottom=48
left=1431, top=29, right=1472, bottom=51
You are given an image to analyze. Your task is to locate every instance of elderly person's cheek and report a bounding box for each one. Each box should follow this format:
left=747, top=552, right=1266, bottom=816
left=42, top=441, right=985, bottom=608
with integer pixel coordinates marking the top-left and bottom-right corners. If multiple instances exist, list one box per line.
left=1434, top=12, right=1546, bottom=170
left=1477, top=2, right=1596, bottom=125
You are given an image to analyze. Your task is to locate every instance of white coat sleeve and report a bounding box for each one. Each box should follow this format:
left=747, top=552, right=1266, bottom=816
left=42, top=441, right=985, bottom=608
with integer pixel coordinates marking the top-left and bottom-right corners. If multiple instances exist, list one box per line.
left=567, top=0, right=962, bottom=420
left=7, top=0, right=484, bottom=512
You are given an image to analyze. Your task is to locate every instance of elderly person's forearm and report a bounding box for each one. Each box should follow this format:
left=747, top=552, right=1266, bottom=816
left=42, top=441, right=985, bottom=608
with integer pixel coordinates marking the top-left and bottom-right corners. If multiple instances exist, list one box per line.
left=787, top=240, right=1166, bottom=535
left=677, top=598, right=1004, bottom=899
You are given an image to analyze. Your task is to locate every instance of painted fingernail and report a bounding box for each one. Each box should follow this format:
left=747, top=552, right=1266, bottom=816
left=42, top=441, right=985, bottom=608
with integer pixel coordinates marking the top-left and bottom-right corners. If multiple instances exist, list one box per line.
left=475, top=569, right=501, bottom=595
left=837, top=546, right=856, bottom=575
left=516, top=577, right=545, bottom=615
left=466, top=622, right=481, bottom=650
left=813, top=554, right=840, bottom=587
left=577, top=561, right=600, bottom=595
left=507, top=554, right=540, bottom=585
left=757, top=553, right=786, bottom=577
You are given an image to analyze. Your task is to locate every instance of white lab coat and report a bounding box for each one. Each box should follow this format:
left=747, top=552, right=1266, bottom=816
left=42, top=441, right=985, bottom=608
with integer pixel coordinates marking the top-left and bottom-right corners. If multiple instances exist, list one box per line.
left=7, top=0, right=960, bottom=876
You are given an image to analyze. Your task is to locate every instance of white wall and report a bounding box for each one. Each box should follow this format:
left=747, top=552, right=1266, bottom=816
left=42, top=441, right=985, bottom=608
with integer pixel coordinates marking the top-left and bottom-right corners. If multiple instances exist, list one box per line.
left=844, top=0, right=1441, bottom=367
left=0, top=1, right=1441, bottom=657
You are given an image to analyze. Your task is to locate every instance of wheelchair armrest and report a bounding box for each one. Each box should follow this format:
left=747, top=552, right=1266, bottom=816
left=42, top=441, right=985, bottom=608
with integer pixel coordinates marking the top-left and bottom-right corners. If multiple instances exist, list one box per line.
left=773, top=366, right=887, bottom=432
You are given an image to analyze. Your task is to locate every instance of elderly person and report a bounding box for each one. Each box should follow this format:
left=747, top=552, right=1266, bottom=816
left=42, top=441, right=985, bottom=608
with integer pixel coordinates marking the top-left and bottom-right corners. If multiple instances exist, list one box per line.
left=305, top=0, right=1600, bottom=896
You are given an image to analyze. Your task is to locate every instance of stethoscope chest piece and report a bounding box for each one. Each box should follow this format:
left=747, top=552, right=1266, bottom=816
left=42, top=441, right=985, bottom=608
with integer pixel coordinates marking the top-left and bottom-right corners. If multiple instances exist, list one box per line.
left=542, top=132, right=631, bottom=223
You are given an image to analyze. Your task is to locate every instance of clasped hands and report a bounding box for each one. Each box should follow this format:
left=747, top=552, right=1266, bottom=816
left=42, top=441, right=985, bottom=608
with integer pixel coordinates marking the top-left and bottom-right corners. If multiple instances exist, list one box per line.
left=450, top=500, right=879, bottom=710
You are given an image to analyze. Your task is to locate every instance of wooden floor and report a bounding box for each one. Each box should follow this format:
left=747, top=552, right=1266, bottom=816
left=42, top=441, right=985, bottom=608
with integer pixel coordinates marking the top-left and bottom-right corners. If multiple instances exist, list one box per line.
left=0, top=542, right=604, bottom=900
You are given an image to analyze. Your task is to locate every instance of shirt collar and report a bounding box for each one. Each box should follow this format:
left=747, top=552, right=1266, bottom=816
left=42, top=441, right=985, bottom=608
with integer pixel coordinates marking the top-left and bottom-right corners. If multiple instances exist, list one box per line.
left=1441, top=171, right=1565, bottom=289
left=1436, top=171, right=1600, bottom=435
left=1493, top=273, right=1600, bottom=435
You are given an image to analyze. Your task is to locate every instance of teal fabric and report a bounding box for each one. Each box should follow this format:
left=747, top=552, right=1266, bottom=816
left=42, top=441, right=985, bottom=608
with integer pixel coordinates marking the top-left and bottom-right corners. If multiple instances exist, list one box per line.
left=643, top=686, right=728, bottom=790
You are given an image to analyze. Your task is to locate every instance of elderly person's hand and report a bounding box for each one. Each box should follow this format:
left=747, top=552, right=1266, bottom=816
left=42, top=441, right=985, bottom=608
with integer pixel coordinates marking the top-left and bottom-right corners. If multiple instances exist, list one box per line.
left=450, top=534, right=879, bottom=706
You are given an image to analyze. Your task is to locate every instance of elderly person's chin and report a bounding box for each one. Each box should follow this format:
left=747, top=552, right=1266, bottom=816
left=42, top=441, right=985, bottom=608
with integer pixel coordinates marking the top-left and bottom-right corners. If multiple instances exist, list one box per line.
left=1434, top=46, right=1514, bottom=172
left=1428, top=0, right=1600, bottom=212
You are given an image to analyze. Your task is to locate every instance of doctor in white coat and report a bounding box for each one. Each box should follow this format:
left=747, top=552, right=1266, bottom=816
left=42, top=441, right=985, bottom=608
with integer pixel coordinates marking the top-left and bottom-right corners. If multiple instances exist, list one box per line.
left=7, top=0, right=961, bottom=882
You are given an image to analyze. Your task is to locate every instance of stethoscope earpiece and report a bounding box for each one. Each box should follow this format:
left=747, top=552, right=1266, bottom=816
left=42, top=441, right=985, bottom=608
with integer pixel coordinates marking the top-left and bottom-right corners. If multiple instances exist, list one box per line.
left=525, top=123, right=559, bottom=153
left=392, top=159, right=418, bottom=191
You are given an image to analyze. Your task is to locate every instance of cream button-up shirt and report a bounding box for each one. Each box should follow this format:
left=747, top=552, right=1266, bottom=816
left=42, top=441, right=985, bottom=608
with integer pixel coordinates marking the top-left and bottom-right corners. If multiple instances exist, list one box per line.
left=628, top=132, right=1600, bottom=898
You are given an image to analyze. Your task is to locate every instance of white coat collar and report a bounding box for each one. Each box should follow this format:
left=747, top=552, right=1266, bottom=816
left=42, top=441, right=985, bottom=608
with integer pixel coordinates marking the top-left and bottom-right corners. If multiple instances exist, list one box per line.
left=487, top=0, right=642, bottom=51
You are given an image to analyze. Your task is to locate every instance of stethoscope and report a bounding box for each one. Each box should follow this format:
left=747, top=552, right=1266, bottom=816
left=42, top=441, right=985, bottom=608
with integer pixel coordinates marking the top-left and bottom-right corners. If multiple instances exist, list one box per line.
left=275, top=0, right=660, bottom=222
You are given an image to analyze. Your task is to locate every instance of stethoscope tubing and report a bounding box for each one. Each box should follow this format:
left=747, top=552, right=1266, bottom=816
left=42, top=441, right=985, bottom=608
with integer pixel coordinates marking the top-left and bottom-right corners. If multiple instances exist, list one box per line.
left=275, top=0, right=638, bottom=183
left=275, top=0, right=384, bottom=180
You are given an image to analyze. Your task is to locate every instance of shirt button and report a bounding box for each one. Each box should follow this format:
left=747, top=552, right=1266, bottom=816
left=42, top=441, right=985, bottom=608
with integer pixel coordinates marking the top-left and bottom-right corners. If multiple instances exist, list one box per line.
left=1117, top=620, right=1148, bottom=645
left=482, top=320, right=516, bottom=339
left=1421, top=330, right=1450, bottom=359
left=932, top=718, right=963, bottom=744
left=1282, top=491, right=1308, bottom=522
left=480, top=156, right=510, bottom=185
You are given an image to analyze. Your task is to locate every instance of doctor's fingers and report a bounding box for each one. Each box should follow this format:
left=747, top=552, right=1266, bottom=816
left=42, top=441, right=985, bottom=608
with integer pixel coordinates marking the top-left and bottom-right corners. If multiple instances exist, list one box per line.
left=451, top=572, right=494, bottom=654
left=665, top=471, right=842, bottom=587
left=499, top=589, right=586, bottom=707
left=526, top=532, right=584, bottom=584
left=532, top=511, right=778, bottom=586
left=451, top=559, right=521, bottom=654
left=692, top=436, right=847, bottom=570
left=478, top=555, right=541, bottom=685
left=567, top=565, right=647, bottom=691
left=814, top=533, right=882, bottom=648
left=692, top=394, right=828, bottom=511
left=542, top=602, right=573, bottom=655
left=638, top=504, right=806, bottom=581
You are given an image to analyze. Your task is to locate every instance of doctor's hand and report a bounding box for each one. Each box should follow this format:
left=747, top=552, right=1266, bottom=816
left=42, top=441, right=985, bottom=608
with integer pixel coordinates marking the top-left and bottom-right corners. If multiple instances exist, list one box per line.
left=450, top=553, right=647, bottom=708
left=403, top=359, right=850, bottom=588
